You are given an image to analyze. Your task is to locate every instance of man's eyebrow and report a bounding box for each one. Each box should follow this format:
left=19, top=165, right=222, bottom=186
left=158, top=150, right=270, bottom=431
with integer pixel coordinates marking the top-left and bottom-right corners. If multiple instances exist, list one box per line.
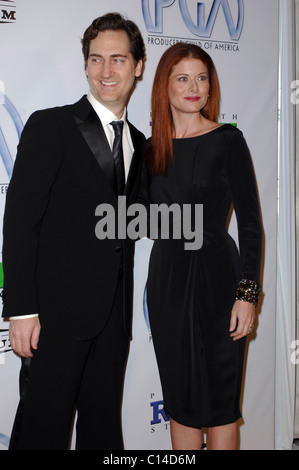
left=88, top=53, right=128, bottom=58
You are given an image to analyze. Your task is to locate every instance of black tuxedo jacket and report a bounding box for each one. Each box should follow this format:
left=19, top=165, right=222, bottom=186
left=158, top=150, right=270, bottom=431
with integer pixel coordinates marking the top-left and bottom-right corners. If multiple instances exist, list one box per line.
left=2, top=95, right=146, bottom=340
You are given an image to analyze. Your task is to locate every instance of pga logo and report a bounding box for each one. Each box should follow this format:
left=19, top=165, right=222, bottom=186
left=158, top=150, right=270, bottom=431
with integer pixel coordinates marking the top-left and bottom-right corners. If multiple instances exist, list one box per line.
left=0, top=81, right=24, bottom=178
left=142, top=0, right=244, bottom=41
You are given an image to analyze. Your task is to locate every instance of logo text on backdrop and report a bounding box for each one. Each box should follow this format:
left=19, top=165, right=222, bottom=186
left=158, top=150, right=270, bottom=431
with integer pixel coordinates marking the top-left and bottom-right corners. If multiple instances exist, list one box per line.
left=142, top=0, right=244, bottom=41
left=0, top=0, right=16, bottom=23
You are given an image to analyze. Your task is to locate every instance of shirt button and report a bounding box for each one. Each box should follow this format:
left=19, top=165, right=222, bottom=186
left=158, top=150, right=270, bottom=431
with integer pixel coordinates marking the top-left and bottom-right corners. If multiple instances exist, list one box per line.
left=115, top=246, right=121, bottom=253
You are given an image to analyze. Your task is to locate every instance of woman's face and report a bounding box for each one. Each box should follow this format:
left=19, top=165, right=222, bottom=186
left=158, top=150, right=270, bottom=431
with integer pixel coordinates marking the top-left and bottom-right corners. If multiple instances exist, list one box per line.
left=168, top=57, right=210, bottom=117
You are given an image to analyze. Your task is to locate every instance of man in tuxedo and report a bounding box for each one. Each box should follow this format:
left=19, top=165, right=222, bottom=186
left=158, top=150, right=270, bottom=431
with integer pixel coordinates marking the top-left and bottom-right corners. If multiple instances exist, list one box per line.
left=2, top=13, right=146, bottom=450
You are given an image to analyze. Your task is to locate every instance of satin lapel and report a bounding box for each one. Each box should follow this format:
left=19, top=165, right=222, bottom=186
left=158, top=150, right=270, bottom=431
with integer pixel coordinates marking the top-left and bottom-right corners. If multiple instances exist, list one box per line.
left=125, top=122, right=143, bottom=200
left=73, top=97, right=117, bottom=194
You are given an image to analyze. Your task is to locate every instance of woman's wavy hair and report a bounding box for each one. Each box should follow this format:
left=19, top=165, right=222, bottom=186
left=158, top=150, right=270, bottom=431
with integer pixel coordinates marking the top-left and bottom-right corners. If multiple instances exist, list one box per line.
left=146, top=43, right=220, bottom=175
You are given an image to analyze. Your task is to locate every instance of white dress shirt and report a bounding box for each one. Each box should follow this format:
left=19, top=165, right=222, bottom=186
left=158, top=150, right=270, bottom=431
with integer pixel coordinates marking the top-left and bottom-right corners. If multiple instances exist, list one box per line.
left=10, top=92, right=135, bottom=320
left=87, top=91, right=134, bottom=181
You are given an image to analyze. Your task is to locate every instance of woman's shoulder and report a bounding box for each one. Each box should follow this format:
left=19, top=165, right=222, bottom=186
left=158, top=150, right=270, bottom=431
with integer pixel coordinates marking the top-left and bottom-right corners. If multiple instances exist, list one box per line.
left=216, top=123, right=247, bottom=146
left=219, top=123, right=243, bottom=135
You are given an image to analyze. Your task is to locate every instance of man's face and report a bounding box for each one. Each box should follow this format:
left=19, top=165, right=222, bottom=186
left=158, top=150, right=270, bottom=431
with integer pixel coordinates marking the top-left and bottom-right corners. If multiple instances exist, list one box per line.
left=85, top=29, right=143, bottom=117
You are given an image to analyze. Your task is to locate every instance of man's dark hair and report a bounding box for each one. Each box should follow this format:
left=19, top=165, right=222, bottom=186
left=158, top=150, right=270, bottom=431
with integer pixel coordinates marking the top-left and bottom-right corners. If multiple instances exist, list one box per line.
left=81, top=12, right=146, bottom=68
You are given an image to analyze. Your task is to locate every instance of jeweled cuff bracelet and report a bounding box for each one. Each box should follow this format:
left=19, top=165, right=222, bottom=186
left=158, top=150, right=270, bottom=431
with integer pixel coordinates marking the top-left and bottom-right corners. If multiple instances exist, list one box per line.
left=235, top=278, right=262, bottom=306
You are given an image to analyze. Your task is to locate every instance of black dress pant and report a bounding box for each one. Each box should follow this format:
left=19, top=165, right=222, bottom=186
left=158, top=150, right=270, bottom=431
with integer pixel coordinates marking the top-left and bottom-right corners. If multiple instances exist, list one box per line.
left=8, top=278, right=129, bottom=450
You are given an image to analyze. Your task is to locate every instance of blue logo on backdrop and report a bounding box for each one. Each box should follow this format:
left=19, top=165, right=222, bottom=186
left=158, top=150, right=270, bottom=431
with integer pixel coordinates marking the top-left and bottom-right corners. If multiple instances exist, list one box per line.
left=142, top=0, right=244, bottom=41
left=151, top=400, right=169, bottom=425
left=0, top=433, right=10, bottom=448
left=0, top=94, right=23, bottom=178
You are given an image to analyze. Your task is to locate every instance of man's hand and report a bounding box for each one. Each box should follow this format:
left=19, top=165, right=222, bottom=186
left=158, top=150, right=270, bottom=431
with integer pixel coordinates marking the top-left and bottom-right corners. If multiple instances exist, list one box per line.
left=9, top=317, right=41, bottom=357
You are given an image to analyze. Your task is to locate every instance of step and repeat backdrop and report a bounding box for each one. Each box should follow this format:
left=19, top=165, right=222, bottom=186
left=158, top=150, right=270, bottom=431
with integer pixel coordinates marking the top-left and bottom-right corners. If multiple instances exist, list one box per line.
left=0, top=0, right=279, bottom=450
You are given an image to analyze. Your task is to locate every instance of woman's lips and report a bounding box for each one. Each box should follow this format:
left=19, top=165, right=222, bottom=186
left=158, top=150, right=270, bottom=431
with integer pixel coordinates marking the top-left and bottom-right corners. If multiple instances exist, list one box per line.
left=184, top=96, right=201, bottom=102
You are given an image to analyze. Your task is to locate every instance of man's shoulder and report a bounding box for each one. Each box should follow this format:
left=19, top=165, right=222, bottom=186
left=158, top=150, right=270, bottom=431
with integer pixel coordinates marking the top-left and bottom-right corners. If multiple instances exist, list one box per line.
left=28, top=95, right=88, bottom=122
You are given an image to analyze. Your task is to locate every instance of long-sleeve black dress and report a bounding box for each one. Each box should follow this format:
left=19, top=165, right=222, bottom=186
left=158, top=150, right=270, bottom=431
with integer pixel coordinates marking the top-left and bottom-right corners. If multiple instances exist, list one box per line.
left=145, top=124, right=262, bottom=428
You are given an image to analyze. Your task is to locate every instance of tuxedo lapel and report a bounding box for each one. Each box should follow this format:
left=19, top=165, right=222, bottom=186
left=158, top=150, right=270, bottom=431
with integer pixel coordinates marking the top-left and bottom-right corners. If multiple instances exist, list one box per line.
left=73, top=96, right=117, bottom=194
left=125, top=122, right=143, bottom=200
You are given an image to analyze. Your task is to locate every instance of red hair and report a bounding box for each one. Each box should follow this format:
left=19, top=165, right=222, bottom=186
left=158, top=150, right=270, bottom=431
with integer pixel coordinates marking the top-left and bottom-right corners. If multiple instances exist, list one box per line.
left=146, top=43, right=221, bottom=175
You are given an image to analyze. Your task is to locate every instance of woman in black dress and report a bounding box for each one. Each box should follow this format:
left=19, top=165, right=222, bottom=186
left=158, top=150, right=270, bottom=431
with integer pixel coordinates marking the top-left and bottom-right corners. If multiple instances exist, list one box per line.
left=143, top=43, right=262, bottom=450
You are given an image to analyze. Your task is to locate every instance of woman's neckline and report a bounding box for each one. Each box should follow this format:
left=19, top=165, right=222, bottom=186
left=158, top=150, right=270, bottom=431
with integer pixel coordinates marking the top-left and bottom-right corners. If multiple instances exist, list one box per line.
left=172, top=123, right=231, bottom=141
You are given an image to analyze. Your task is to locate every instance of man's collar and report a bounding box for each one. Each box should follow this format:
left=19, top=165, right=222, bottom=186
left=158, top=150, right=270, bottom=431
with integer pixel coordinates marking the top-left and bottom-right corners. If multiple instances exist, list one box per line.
left=87, top=91, right=127, bottom=127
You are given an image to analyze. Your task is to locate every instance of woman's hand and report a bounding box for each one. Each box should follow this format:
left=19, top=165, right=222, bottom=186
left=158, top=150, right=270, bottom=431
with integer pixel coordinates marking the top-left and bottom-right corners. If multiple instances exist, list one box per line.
left=229, top=300, right=255, bottom=341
